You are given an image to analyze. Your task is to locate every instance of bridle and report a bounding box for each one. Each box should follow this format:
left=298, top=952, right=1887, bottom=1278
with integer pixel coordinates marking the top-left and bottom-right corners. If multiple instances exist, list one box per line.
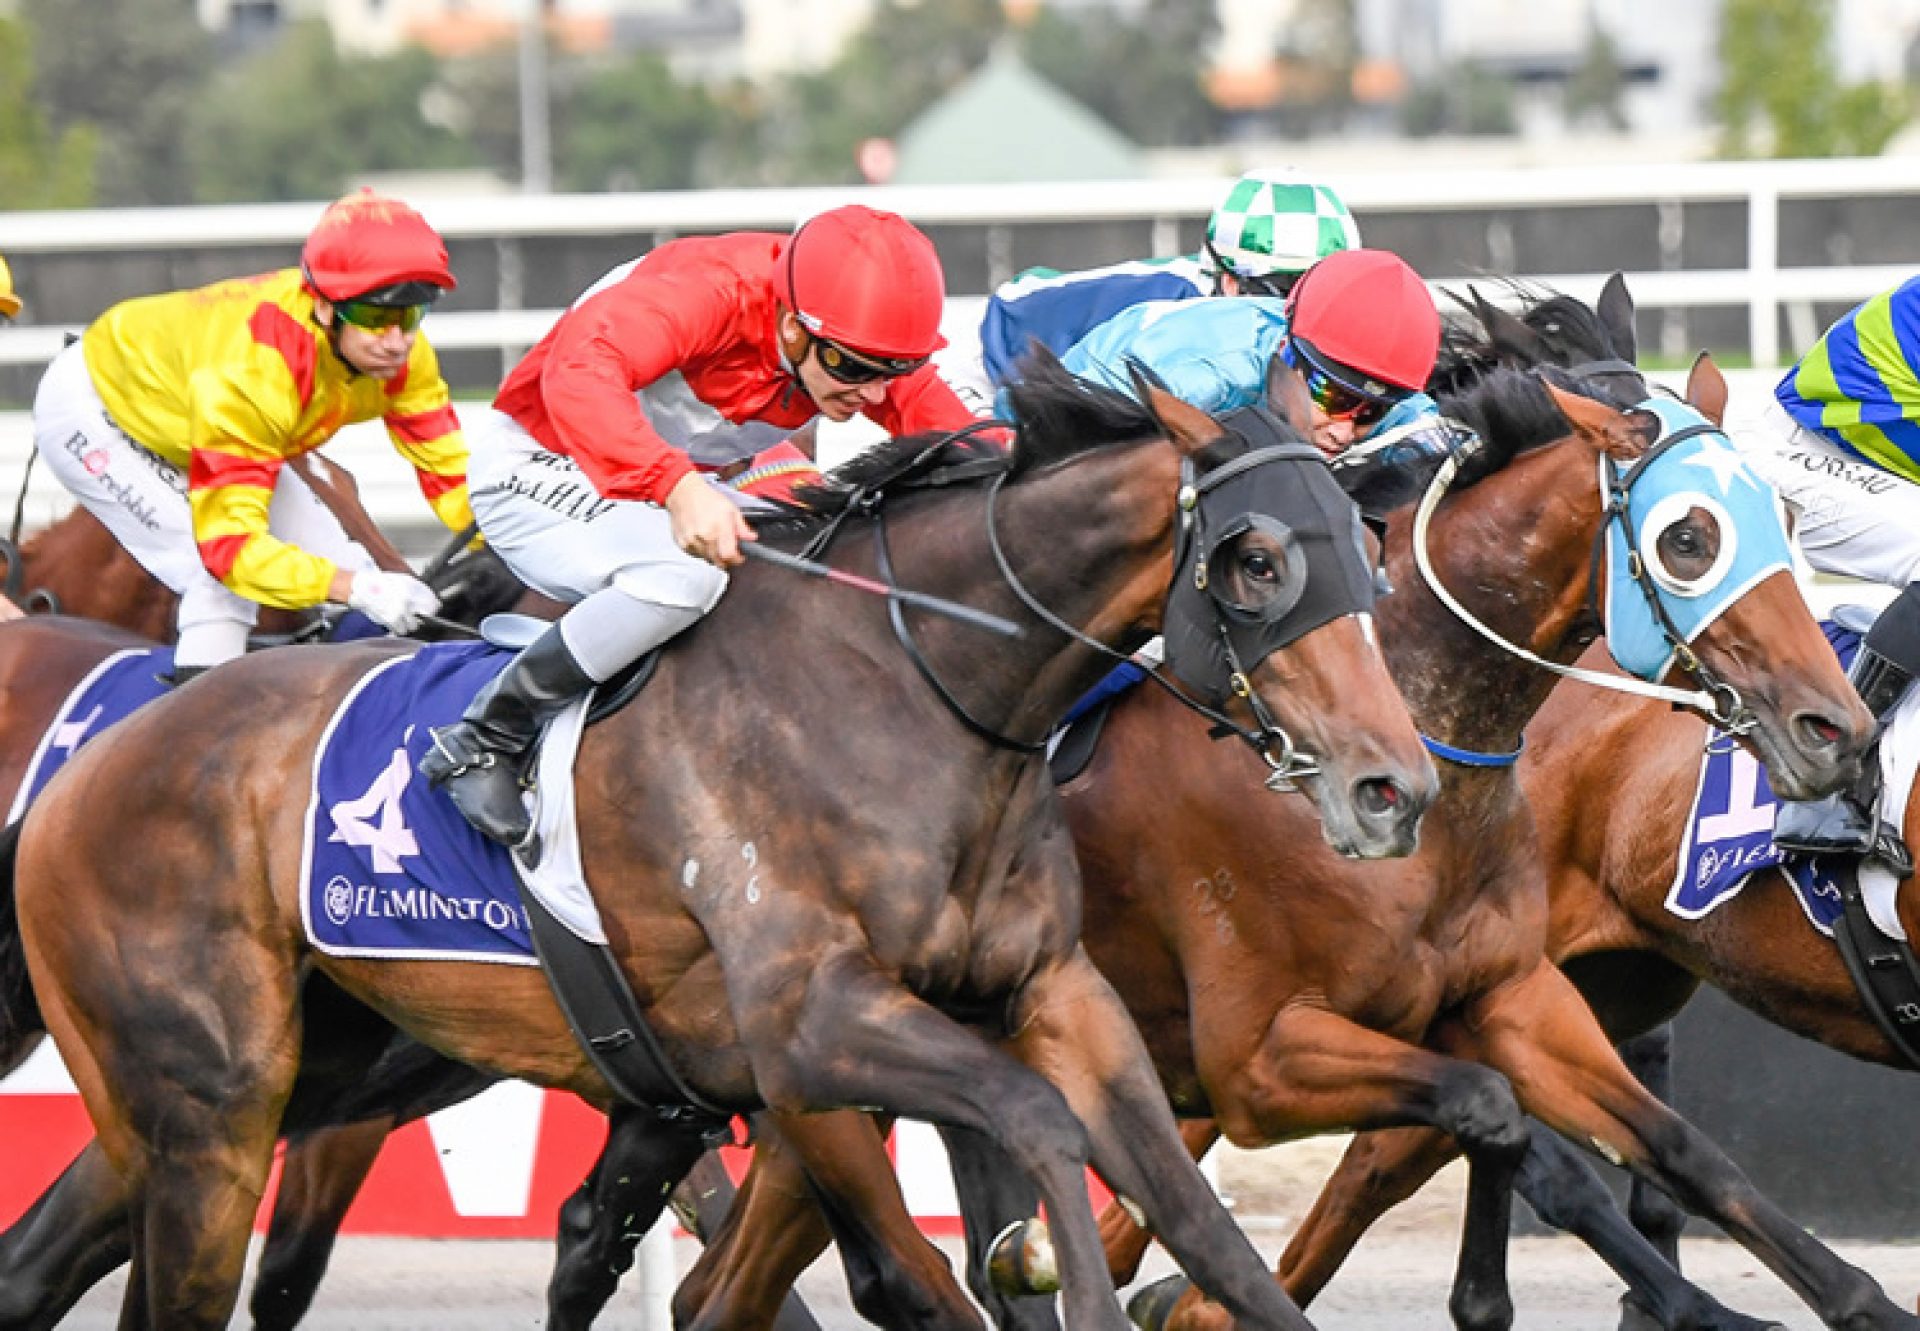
left=799, top=424, right=1347, bottom=786
left=1411, top=400, right=1759, bottom=736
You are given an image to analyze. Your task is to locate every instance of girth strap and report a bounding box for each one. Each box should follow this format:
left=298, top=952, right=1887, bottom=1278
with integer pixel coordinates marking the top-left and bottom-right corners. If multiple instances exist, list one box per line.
left=516, top=881, right=736, bottom=1140
left=1831, top=865, right=1920, bottom=1073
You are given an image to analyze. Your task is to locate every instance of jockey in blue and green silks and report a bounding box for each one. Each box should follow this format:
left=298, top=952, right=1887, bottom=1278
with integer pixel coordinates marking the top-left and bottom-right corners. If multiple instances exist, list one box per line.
left=1756, top=274, right=1920, bottom=870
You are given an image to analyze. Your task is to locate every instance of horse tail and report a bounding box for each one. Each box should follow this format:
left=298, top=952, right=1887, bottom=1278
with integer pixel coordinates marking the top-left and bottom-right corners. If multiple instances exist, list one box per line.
left=0, top=821, right=44, bottom=1066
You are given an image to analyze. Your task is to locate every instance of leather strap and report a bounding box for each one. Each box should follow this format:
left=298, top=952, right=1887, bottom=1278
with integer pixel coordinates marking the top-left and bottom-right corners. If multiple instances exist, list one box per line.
left=517, top=880, right=735, bottom=1140
left=1832, top=866, right=1920, bottom=1072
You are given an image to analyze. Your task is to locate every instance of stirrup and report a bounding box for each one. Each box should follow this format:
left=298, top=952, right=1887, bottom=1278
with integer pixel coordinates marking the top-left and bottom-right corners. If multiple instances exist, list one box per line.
left=1871, top=825, right=1915, bottom=879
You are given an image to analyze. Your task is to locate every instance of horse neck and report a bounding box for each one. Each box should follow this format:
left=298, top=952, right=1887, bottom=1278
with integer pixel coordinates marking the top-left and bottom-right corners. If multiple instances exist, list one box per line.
left=1379, top=437, right=1602, bottom=764
left=848, top=437, right=1181, bottom=745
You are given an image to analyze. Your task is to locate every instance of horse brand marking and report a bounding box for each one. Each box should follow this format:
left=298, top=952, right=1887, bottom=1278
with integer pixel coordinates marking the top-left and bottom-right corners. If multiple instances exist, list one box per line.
left=743, top=842, right=761, bottom=904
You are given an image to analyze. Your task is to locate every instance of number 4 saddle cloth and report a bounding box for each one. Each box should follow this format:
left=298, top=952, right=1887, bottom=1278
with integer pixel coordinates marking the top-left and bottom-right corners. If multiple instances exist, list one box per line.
left=303, top=641, right=550, bottom=966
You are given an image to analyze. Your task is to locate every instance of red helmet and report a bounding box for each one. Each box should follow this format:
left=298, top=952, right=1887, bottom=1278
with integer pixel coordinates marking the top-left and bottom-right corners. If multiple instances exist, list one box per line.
left=1285, top=249, right=1438, bottom=394
left=301, top=189, right=456, bottom=304
left=774, top=205, right=947, bottom=361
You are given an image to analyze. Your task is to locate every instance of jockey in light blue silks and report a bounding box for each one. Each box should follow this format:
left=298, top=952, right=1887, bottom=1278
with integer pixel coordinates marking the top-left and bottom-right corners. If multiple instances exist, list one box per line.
left=975, top=167, right=1361, bottom=392
left=1029, top=253, right=1458, bottom=721
left=1747, top=275, right=1920, bottom=871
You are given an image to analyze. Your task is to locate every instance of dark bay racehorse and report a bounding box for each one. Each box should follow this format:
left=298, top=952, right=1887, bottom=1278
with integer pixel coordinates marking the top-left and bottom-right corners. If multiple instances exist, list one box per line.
left=8, top=360, right=1435, bottom=1329
left=654, top=298, right=1902, bottom=1331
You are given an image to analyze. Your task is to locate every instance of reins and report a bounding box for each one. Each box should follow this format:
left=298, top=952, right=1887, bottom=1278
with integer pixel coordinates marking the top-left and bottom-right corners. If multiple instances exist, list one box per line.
left=789, top=423, right=1324, bottom=781
left=1411, top=423, right=1756, bottom=735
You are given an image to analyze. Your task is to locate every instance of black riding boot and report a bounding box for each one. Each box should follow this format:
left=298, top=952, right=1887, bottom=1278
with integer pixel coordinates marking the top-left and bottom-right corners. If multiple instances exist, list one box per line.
left=1774, top=590, right=1920, bottom=874
left=419, top=624, right=596, bottom=847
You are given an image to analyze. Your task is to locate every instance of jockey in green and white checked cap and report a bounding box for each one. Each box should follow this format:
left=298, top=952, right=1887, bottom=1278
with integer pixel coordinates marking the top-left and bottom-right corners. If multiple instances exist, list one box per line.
left=1204, top=168, right=1361, bottom=293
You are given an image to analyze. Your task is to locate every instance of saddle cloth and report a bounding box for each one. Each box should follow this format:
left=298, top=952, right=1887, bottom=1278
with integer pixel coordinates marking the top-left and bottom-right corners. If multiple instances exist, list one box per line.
left=6, top=648, right=173, bottom=825
left=1667, top=620, right=1920, bottom=940
left=302, top=641, right=602, bottom=964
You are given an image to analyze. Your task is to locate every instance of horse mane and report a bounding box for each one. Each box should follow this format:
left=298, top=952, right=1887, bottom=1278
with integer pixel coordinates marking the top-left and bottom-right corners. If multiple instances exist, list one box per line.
left=752, top=347, right=1158, bottom=541
left=1433, top=281, right=1644, bottom=489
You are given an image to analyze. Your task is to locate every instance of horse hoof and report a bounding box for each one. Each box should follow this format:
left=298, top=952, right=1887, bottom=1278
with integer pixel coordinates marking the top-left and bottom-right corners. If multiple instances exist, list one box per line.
left=1126, top=1275, right=1191, bottom=1331
left=985, top=1217, right=1059, bottom=1295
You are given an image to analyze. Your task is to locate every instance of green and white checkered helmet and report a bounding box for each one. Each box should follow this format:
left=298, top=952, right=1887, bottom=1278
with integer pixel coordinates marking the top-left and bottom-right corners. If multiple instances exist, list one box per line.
left=1204, top=169, right=1360, bottom=283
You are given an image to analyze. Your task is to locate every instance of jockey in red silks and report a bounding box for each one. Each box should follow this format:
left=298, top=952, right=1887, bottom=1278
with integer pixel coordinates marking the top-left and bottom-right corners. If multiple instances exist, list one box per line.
left=422, top=204, right=983, bottom=847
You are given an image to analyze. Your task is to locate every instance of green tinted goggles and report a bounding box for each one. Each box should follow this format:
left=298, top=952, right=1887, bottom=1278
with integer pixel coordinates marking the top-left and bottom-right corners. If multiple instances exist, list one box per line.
left=334, top=299, right=430, bottom=333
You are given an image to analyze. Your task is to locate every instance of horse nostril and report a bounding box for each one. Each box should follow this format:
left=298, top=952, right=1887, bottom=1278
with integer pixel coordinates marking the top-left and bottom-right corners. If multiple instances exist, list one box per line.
left=1355, top=776, right=1401, bottom=818
left=1796, top=713, right=1843, bottom=752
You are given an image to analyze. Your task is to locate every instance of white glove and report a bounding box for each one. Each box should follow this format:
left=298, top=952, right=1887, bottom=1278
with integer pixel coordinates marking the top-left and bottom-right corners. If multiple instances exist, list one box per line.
left=346, top=569, right=441, bottom=635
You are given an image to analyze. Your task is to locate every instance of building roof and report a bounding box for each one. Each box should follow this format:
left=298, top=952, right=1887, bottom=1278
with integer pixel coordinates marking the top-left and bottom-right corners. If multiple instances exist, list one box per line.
left=891, top=46, right=1143, bottom=185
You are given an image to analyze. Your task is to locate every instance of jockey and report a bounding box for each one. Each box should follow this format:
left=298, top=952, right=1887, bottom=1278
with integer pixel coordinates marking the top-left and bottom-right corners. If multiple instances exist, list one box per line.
left=420, top=204, right=983, bottom=848
left=977, top=167, right=1360, bottom=389
left=30, top=190, right=469, bottom=678
left=1755, top=275, right=1920, bottom=872
left=1051, top=249, right=1446, bottom=723
left=1053, top=247, right=1443, bottom=464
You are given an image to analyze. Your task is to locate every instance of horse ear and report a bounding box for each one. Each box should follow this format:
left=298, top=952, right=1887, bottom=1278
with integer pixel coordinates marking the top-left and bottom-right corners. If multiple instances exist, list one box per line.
left=1596, top=273, right=1637, bottom=364
left=1543, top=381, right=1645, bottom=459
left=1265, top=350, right=1314, bottom=437
left=1473, top=290, right=1550, bottom=366
left=1685, top=350, right=1729, bottom=427
left=1140, top=381, right=1227, bottom=455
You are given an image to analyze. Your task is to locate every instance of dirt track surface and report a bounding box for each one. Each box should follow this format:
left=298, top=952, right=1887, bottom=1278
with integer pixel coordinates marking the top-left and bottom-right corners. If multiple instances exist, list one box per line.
left=53, top=1139, right=1920, bottom=1327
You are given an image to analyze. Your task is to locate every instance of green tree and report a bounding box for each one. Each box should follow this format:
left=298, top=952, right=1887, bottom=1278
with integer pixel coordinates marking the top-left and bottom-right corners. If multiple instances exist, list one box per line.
left=1022, top=0, right=1218, bottom=147
left=1717, top=0, right=1909, bottom=157
left=1564, top=19, right=1628, bottom=131
left=23, top=0, right=213, bottom=205
left=1401, top=62, right=1517, bottom=138
left=558, top=52, right=717, bottom=191
left=737, top=0, right=1007, bottom=185
left=183, top=21, right=475, bottom=202
left=0, top=17, right=96, bottom=208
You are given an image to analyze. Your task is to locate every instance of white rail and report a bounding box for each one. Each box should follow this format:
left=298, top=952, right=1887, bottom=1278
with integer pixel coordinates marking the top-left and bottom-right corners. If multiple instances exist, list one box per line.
left=5, top=156, right=1920, bottom=370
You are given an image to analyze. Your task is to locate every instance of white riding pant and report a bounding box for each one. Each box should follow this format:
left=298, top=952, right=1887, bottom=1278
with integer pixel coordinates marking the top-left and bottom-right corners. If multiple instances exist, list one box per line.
left=1743, top=398, right=1920, bottom=588
left=31, top=340, right=373, bottom=667
left=467, top=408, right=730, bottom=682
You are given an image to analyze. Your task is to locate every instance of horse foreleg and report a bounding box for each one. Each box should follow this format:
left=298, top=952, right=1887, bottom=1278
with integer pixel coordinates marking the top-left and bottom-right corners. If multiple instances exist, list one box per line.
left=250, top=1118, right=391, bottom=1331
left=0, top=1138, right=132, bottom=1330
left=1511, top=1118, right=1778, bottom=1331
left=545, top=1106, right=712, bottom=1331
left=1277, top=1126, right=1464, bottom=1307
left=1458, top=960, right=1914, bottom=1331
left=766, top=1110, right=981, bottom=1331
left=1003, top=951, right=1314, bottom=1331
left=670, top=1128, right=827, bottom=1331
left=940, top=1123, right=1064, bottom=1331
left=1615, top=1024, right=1697, bottom=1331
left=759, top=957, right=1138, bottom=1331
left=1123, top=1003, right=1527, bottom=1331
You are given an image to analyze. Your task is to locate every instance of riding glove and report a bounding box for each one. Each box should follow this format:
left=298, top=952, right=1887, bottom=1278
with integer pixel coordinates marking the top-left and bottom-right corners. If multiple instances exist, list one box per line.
left=346, top=569, right=441, bottom=635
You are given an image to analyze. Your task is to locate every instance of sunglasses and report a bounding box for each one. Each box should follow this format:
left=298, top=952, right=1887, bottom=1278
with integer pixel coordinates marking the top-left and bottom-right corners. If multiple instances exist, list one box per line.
left=333, top=299, right=429, bottom=334
left=1295, top=355, right=1393, bottom=431
left=811, top=333, right=926, bottom=386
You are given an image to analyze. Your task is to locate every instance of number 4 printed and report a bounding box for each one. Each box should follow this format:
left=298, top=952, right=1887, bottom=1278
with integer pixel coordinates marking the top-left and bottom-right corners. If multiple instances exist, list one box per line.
left=329, top=747, right=421, bottom=874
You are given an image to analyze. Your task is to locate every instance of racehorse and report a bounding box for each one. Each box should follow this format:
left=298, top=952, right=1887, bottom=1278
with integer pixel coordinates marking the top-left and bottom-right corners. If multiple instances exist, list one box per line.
left=1261, top=632, right=1920, bottom=1331
left=6, top=357, right=1436, bottom=1329
left=648, top=290, right=1909, bottom=1331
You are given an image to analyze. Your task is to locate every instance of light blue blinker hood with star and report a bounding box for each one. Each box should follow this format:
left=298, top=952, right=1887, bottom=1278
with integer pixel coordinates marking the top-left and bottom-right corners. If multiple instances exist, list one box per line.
left=1601, top=396, right=1793, bottom=682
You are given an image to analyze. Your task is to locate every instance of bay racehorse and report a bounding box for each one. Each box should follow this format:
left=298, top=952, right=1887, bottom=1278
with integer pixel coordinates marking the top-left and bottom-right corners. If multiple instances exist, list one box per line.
left=7, top=357, right=1436, bottom=1329
left=651, top=291, right=1907, bottom=1331
left=1267, top=634, right=1920, bottom=1331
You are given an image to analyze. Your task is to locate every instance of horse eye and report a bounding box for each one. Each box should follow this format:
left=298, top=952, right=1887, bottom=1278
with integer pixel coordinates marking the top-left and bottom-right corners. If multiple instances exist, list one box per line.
left=1655, top=509, right=1719, bottom=578
left=1240, top=550, right=1278, bottom=582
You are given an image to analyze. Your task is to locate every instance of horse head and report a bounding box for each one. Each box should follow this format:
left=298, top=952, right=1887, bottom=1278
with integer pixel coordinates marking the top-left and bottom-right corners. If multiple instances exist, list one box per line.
left=1416, top=280, right=1869, bottom=800
left=1138, top=359, right=1438, bottom=857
